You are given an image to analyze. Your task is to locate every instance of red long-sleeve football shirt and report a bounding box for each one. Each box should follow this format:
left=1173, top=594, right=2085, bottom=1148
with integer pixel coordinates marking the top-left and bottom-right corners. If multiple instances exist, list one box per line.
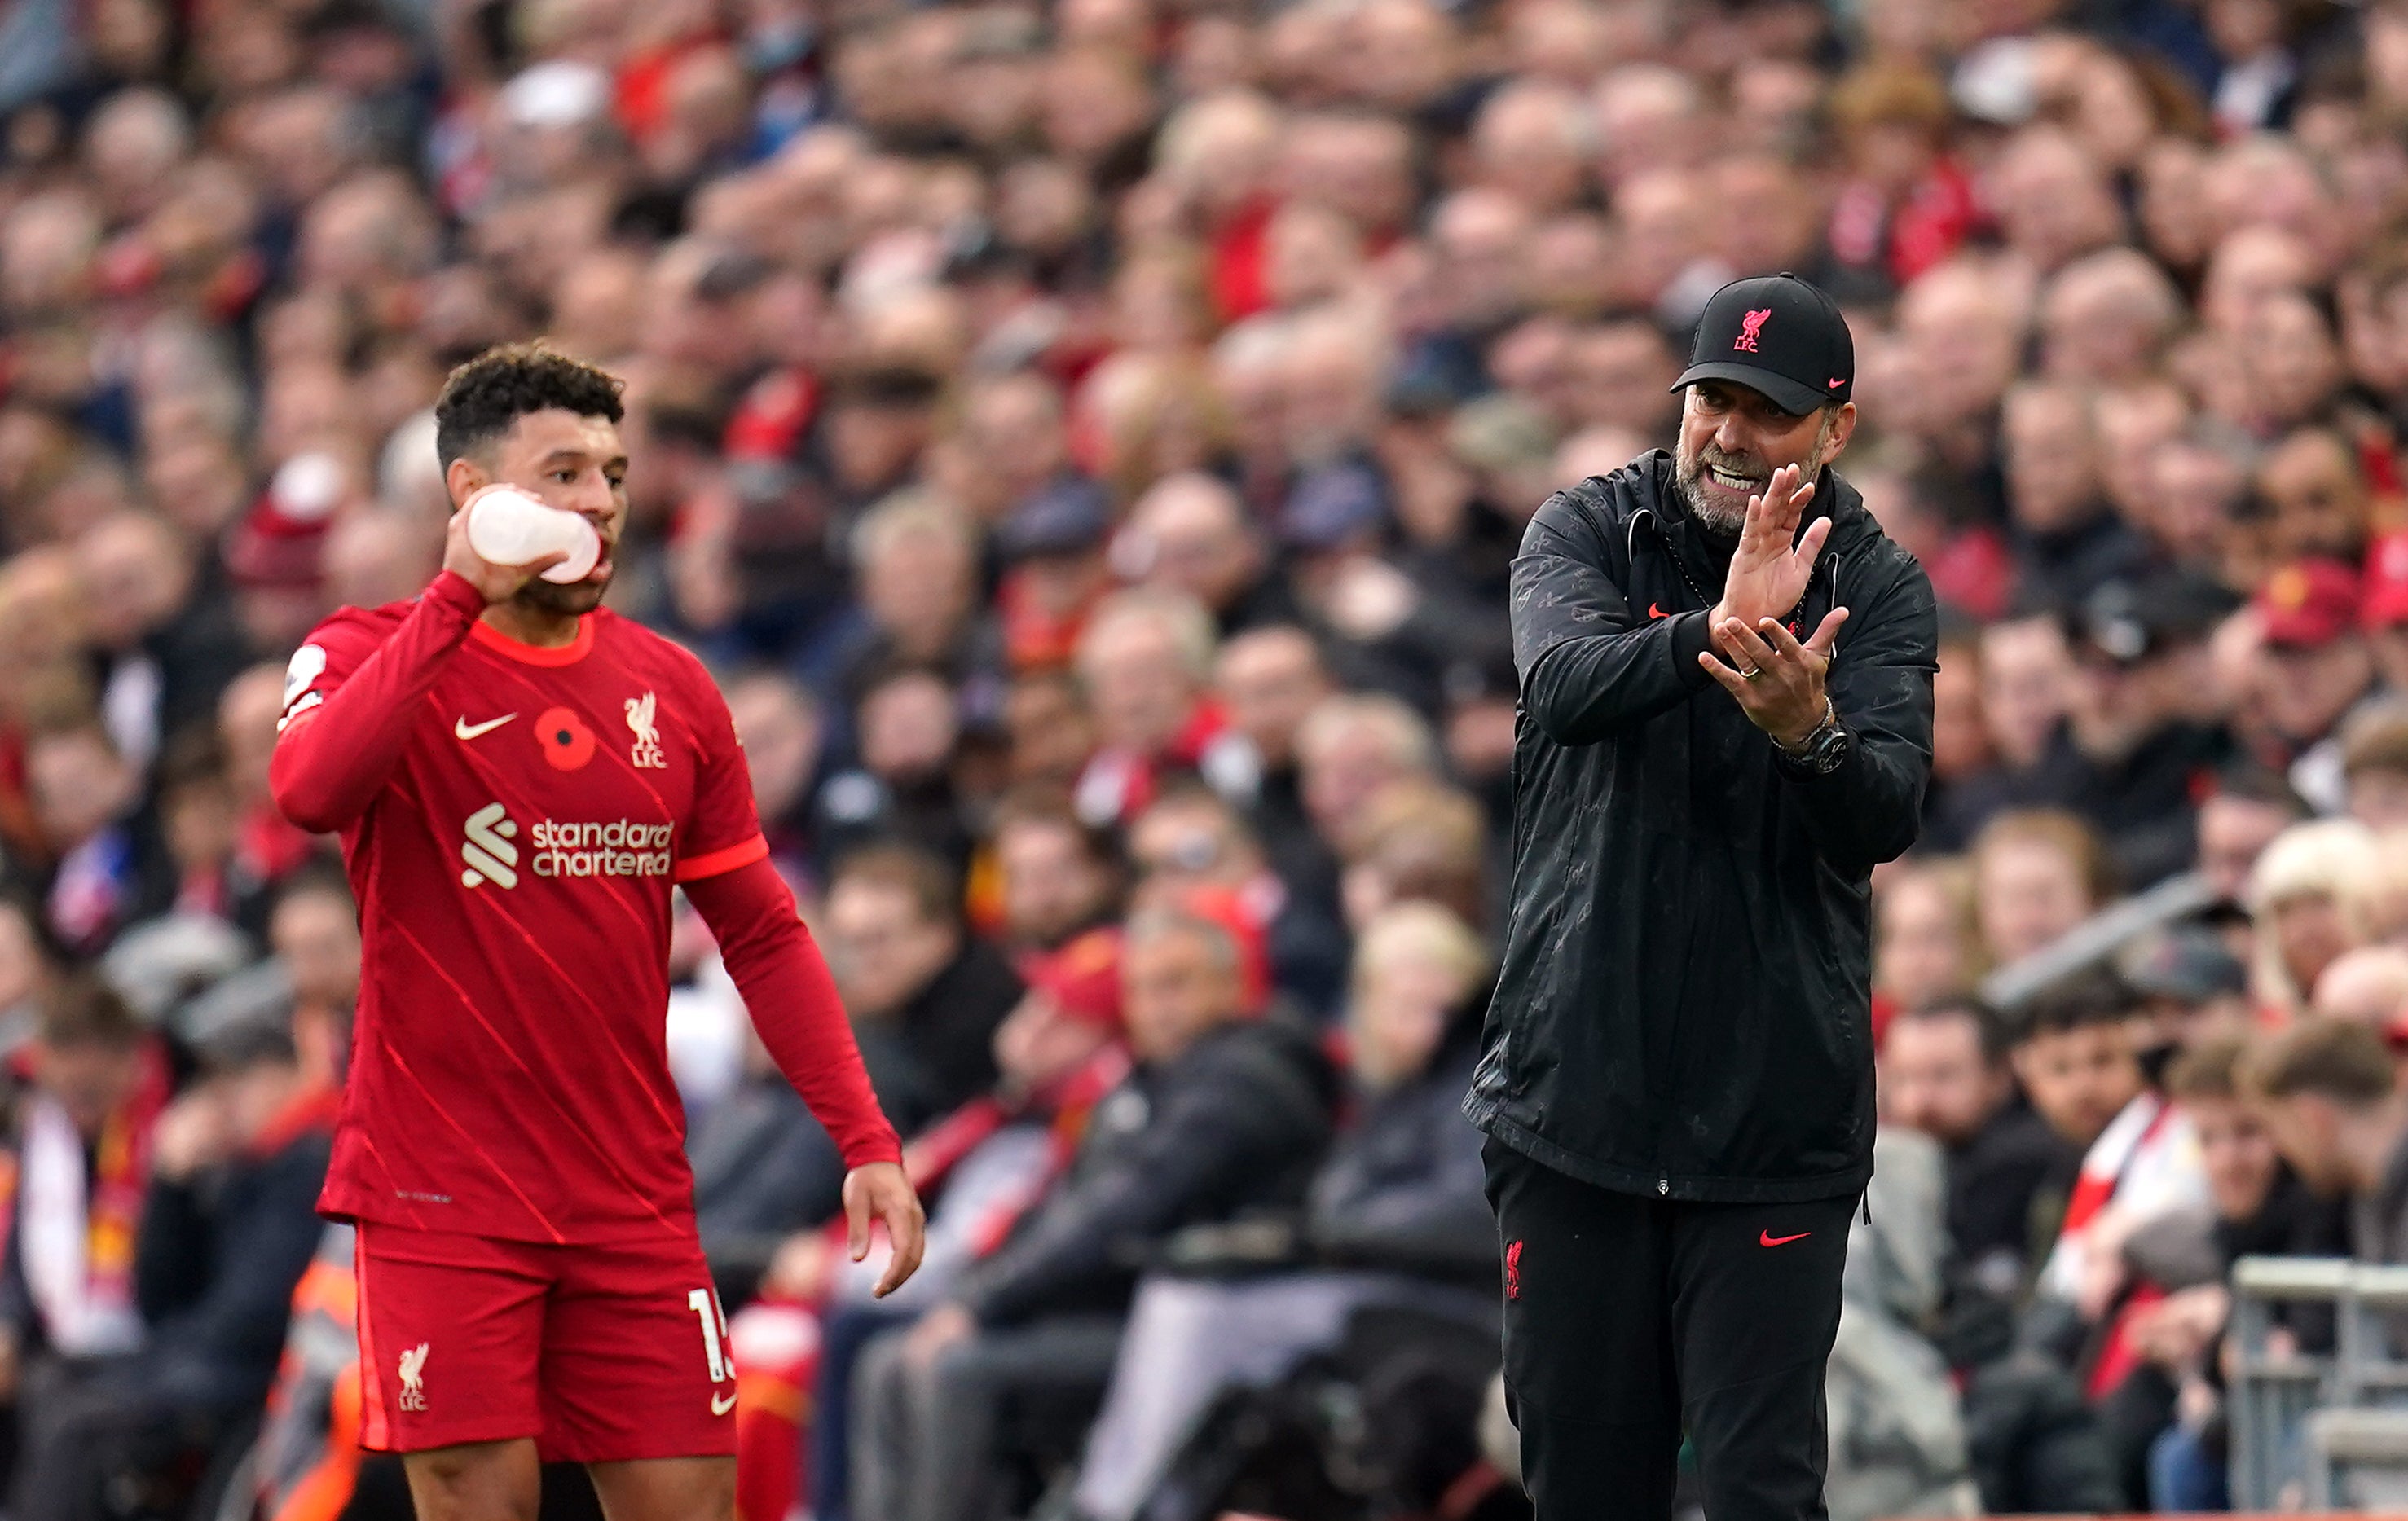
left=273, top=571, right=897, bottom=1244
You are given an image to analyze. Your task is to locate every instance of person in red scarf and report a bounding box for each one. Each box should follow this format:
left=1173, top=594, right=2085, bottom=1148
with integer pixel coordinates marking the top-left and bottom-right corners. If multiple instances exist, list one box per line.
left=0, top=977, right=166, bottom=1386
left=1070, top=590, right=1252, bottom=829
left=1824, top=63, right=1980, bottom=295
left=215, top=666, right=325, bottom=934
left=725, top=928, right=1133, bottom=1521
left=10, top=1016, right=333, bottom=1518
left=847, top=890, right=1331, bottom=1521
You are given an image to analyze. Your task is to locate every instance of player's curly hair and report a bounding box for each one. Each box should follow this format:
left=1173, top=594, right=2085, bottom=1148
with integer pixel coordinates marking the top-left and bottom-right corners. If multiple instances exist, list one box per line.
left=434, top=342, right=626, bottom=467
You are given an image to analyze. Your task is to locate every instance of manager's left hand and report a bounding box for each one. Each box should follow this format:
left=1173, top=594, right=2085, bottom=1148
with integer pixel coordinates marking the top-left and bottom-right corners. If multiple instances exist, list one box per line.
left=1701, top=609, right=1850, bottom=750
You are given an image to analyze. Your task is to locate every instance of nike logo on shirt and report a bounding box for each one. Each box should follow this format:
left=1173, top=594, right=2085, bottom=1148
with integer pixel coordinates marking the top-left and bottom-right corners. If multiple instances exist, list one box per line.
left=1759, top=1230, right=1812, bottom=1247
left=455, top=714, right=517, bottom=741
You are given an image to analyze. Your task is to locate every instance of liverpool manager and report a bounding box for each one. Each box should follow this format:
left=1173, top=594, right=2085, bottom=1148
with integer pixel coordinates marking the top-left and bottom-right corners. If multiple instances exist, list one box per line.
left=1466, top=273, right=1938, bottom=1520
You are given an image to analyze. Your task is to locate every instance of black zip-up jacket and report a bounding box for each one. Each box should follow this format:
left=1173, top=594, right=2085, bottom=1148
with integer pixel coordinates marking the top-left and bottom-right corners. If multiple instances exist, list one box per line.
left=1465, top=451, right=1938, bottom=1203
left=956, top=1015, right=1334, bottom=1326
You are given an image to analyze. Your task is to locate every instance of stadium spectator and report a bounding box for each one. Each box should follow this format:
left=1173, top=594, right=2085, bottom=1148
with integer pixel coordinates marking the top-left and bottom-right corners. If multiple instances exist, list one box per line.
left=1882, top=998, right=2072, bottom=1296
left=1069, top=900, right=1492, bottom=1521
left=2249, top=1018, right=2408, bottom=1265
left=1125, top=783, right=1346, bottom=1015
left=2057, top=573, right=2238, bottom=887
left=2340, top=699, right=2408, bottom=833
left=990, top=791, right=1125, bottom=956
left=2256, top=560, right=2381, bottom=813
left=2009, top=976, right=2147, bottom=1261
left=24, top=716, right=174, bottom=954
left=1071, top=589, right=1246, bottom=829
left=2194, top=767, right=2310, bottom=905
left=1116, top=472, right=1295, bottom=637
left=2244, top=818, right=2381, bottom=1021
left=2140, top=1036, right=2350, bottom=1510
left=0, top=977, right=163, bottom=1396
left=725, top=668, right=827, bottom=884
left=848, top=894, right=1332, bottom=1521
left=1874, top=859, right=1982, bottom=1019
left=772, top=926, right=1133, bottom=1521
left=2313, top=945, right=2408, bottom=1034
left=11, top=1019, right=332, bottom=1518
left=1973, top=810, right=2115, bottom=969
left=823, top=844, right=1023, bottom=1136
left=1213, top=625, right=1336, bottom=906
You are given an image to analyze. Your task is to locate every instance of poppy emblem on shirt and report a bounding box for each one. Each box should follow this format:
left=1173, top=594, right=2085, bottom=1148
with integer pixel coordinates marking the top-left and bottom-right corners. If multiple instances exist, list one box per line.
left=537, top=706, right=596, bottom=771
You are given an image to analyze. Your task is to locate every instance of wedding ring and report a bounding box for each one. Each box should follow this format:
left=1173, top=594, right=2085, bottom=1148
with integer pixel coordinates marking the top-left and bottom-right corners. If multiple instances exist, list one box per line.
left=1741, top=666, right=1764, bottom=681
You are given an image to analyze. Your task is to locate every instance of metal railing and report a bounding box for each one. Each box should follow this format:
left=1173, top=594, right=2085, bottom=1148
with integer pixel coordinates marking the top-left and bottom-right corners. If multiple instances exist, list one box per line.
left=2230, top=1257, right=2408, bottom=1510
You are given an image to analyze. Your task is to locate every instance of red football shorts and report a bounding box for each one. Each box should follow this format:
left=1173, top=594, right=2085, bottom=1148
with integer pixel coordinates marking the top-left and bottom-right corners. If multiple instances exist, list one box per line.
left=352, top=1220, right=739, bottom=1462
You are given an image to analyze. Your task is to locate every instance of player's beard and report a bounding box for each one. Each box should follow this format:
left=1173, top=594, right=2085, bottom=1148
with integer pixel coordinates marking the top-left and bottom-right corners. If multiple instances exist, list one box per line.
left=515, top=567, right=610, bottom=618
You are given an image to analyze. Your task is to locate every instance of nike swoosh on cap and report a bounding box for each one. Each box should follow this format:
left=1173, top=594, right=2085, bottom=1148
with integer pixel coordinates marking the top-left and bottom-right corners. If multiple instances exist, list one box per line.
left=1829, top=379, right=1844, bottom=388
left=1649, top=603, right=1667, bottom=619
left=455, top=713, right=518, bottom=741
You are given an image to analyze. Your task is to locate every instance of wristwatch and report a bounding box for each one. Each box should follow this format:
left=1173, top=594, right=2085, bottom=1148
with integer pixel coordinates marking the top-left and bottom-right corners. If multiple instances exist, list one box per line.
left=1776, top=698, right=1850, bottom=776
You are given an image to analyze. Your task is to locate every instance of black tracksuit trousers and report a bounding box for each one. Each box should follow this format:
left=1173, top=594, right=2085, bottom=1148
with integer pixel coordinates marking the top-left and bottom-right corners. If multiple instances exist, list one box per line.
left=1484, top=1140, right=1857, bottom=1521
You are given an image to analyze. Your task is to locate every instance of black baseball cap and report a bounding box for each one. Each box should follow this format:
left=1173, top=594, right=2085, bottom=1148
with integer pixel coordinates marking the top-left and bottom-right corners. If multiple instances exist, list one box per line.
left=1671, top=272, right=1855, bottom=417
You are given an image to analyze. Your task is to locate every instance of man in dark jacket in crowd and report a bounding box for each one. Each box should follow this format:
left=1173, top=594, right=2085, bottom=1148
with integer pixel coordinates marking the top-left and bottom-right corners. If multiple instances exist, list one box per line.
left=2055, top=574, right=2237, bottom=888
left=851, top=892, right=1333, bottom=1521
left=823, top=843, right=1024, bottom=1134
left=1068, top=901, right=1497, bottom=1521
left=12, top=1020, right=336, bottom=1519
left=1468, top=274, right=1939, bottom=1521
left=1882, top=997, right=2074, bottom=1297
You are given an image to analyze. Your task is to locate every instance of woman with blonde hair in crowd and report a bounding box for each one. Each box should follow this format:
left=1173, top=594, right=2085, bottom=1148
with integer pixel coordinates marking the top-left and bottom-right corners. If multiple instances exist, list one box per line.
left=2247, top=817, right=2380, bottom=1022
left=2346, top=829, right=2408, bottom=948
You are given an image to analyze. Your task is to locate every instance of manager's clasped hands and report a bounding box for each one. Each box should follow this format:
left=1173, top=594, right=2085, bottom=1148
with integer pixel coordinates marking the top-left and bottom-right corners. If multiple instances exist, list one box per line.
left=1700, top=608, right=1850, bottom=751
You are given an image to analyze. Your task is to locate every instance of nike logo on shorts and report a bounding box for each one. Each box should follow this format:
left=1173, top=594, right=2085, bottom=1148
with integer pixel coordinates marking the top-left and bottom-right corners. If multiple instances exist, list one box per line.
left=1759, top=1230, right=1812, bottom=1247
left=711, top=1389, right=737, bottom=1416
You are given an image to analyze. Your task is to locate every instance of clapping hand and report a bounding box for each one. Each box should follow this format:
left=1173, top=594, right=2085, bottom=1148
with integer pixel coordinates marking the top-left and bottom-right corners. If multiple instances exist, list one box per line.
left=1700, top=609, right=1849, bottom=750
left=1709, top=463, right=1829, bottom=632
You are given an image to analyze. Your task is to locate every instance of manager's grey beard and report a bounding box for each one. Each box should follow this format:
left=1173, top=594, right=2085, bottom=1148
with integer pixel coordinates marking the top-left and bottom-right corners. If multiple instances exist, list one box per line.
left=1674, top=444, right=1758, bottom=539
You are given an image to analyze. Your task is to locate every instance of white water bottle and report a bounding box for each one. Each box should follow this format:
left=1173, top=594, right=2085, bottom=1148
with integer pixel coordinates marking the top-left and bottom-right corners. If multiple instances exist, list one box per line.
left=465, top=486, right=601, bottom=584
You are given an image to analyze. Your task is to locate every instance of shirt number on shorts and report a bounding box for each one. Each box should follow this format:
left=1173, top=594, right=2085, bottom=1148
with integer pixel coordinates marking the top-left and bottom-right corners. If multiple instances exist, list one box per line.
left=688, top=1287, right=732, bottom=1383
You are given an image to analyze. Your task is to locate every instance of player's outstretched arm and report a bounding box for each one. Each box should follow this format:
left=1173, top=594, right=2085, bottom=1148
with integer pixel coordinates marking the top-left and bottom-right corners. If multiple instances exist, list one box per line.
left=683, top=857, right=927, bottom=1295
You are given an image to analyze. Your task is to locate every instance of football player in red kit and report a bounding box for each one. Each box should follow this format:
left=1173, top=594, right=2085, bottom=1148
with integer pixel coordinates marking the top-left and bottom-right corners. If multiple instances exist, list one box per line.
left=270, top=344, right=925, bottom=1521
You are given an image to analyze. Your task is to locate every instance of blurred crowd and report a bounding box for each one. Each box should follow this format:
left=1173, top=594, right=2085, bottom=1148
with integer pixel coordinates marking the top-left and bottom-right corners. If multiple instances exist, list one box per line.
left=2, top=0, right=2408, bottom=1510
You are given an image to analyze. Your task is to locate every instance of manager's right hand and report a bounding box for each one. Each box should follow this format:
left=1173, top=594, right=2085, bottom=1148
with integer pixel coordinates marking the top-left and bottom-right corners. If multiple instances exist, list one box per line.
left=1710, top=462, right=1830, bottom=634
